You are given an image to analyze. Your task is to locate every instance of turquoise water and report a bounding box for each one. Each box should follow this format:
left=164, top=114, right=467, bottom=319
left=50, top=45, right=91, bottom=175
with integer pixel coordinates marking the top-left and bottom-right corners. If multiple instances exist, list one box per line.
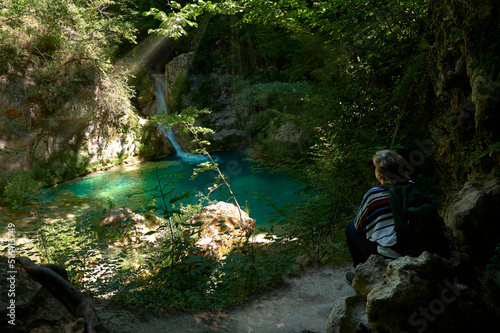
left=40, top=149, right=304, bottom=226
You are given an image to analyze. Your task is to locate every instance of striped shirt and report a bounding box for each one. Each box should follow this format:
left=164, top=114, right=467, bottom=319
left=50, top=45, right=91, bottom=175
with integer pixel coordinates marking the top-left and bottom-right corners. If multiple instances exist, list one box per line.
left=354, top=186, right=400, bottom=258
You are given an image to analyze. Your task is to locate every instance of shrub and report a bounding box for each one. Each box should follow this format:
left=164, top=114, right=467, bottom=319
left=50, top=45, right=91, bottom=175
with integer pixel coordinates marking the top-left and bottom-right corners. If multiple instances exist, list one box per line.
left=238, top=81, right=313, bottom=113
left=4, top=171, right=40, bottom=205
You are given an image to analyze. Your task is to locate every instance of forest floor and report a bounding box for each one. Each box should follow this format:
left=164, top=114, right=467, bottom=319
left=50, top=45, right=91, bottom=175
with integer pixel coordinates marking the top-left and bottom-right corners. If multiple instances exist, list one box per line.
left=93, top=264, right=354, bottom=333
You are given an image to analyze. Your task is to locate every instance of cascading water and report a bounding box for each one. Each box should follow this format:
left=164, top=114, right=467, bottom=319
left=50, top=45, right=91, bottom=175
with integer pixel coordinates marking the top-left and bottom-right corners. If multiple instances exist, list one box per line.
left=152, top=74, right=185, bottom=153
left=152, top=74, right=207, bottom=164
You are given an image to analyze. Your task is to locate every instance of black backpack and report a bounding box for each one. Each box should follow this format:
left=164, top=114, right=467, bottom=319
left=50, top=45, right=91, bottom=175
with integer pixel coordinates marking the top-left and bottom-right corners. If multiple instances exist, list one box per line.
left=381, top=181, right=451, bottom=257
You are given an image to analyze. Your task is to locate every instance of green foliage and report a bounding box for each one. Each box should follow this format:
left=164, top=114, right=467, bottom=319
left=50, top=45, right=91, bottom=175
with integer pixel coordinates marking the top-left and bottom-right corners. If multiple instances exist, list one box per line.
left=472, top=142, right=500, bottom=163
left=0, top=0, right=136, bottom=69
left=234, top=81, right=317, bottom=159
left=116, top=236, right=297, bottom=310
left=486, top=241, right=500, bottom=278
left=0, top=42, right=20, bottom=74
left=29, top=151, right=90, bottom=187
left=239, top=81, right=312, bottom=112
left=146, top=1, right=428, bottom=49
left=12, top=199, right=147, bottom=293
left=144, top=1, right=224, bottom=40
left=0, top=0, right=137, bottom=115
left=137, top=122, right=164, bottom=158
left=259, top=136, right=378, bottom=263
left=4, top=171, right=40, bottom=205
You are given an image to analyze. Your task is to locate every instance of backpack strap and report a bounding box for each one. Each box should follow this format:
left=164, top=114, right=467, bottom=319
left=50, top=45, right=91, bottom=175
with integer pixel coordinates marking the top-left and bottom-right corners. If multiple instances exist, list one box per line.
left=380, top=182, right=407, bottom=234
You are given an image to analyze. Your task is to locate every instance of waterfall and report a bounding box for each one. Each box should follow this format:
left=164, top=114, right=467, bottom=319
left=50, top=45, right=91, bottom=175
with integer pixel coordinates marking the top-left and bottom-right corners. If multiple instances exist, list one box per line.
left=152, top=75, right=185, bottom=153
left=151, top=74, right=208, bottom=164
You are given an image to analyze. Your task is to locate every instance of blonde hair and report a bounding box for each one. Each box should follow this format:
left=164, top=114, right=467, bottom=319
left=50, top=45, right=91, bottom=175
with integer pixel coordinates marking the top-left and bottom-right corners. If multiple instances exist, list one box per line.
left=372, top=150, right=409, bottom=184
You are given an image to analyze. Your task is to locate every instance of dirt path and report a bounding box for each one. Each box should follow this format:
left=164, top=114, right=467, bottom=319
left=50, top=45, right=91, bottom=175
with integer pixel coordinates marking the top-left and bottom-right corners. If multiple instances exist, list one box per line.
left=94, top=264, right=354, bottom=333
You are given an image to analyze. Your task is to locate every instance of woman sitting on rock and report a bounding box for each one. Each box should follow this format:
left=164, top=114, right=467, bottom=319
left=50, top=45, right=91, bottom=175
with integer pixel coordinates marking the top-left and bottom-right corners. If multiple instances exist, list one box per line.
left=344, top=150, right=408, bottom=284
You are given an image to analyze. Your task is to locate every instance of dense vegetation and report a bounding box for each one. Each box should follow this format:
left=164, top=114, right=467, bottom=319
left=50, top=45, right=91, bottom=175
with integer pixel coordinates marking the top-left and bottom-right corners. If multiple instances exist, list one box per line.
left=1, top=0, right=499, bottom=311
left=0, top=0, right=136, bottom=102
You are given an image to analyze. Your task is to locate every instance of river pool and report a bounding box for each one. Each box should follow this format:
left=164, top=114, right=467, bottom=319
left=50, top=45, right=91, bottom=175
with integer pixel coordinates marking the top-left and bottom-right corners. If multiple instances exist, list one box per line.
left=39, top=149, right=304, bottom=227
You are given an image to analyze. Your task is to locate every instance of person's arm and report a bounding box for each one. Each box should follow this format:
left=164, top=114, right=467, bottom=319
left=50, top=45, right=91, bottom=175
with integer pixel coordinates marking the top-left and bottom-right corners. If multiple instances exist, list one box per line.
left=354, top=189, right=372, bottom=232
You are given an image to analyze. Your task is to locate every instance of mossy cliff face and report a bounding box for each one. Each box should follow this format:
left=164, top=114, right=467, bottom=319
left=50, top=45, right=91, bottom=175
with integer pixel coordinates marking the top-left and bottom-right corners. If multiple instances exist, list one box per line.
left=419, top=0, right=500, bottom=268
left=423, top=0, right=500, bottom=186
left=0, top=68, right=170, bottom=184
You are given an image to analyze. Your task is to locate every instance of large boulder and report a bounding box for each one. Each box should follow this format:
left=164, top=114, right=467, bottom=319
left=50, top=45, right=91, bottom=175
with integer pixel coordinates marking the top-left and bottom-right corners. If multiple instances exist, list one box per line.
left=99, top=206, right=158, bottom=245
left=0, top=256, right=106, bottom=332
left=164, top=52, right=195, bottom=111
left=327, top=253, right=500, bottom=333
left=186, top=201, right=256, bottom=260
left=444, top=175, right=500, bottom=266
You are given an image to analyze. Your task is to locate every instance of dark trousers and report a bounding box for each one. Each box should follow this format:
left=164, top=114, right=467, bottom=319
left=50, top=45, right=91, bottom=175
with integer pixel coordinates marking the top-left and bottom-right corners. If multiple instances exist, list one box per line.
left=345, top=222, right=380, bottom=268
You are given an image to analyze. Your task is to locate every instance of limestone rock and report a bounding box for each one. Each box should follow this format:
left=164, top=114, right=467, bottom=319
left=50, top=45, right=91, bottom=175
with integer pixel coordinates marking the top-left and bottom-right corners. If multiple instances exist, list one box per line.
left=273, top=121, right=304, bottom=143
left=327, top=252, right=500, bottom=333
left=0, top=75, right=36, bottom=171
left=0, top=68, right=167, bottom=179
left=201, top=70, right=249, bottom=150
left=444, top=175, right=500, bottom=265
left=99, top=207, right=157, bottom=245
left=187, top=201, right=256, bottom=260
left=137, top=76, right=156, bottom=117
left=164, top=56, right=250, bottom=150
left=326, top=294, right=369, bottom=333
left=164, top=52, right=195, bottom=110
left=350, top=255, right=389, bottom=298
